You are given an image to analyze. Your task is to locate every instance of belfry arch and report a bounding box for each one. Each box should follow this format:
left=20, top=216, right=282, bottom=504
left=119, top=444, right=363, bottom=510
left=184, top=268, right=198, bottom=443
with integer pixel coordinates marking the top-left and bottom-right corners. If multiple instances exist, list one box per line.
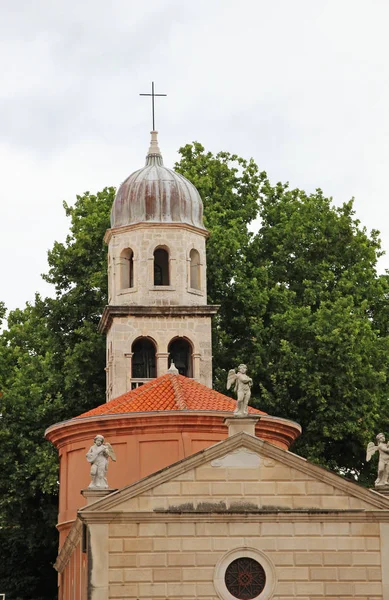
left=131, top=337, right=156, bottom=387
left=189, top=248, right=201, bottom=290
left=168, top=337, right=193, bottom=377
left=153, top=247, right=170, bottom=286
left=120, top=248, right=134, bottom=289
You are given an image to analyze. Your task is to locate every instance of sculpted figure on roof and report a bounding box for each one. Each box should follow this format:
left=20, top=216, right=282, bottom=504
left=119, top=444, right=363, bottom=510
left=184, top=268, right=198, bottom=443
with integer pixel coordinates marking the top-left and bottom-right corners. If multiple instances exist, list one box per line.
left=227, top=364, right=253, bottom=418
left=86, top=435, right=116, bottom=489
left=366, top=433, right=389, bottom=488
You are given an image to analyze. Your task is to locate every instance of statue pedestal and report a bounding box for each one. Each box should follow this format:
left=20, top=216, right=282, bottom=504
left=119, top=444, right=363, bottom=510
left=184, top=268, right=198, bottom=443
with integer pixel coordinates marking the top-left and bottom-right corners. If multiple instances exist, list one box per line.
left=224, top=416, right=261, bottom=438
left=372, top=485, right=389, bottom=497
left=81, top=488, right=117, bottom=505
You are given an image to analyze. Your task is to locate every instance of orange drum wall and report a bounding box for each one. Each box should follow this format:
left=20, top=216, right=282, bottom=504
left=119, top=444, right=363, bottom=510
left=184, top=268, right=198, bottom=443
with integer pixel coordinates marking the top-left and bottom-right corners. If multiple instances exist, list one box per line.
left=46, top=411, right=301, bottom=547
left=49, top=413, right=227, bottom=546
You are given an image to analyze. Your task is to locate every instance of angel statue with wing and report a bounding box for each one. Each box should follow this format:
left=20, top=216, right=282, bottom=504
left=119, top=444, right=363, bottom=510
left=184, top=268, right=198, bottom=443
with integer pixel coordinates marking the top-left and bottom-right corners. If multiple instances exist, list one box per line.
left=86, top=434, right=116, bottom=489
left=227, top=364, right=253, bottom=417
left=366, top=433, right=389, bottom=488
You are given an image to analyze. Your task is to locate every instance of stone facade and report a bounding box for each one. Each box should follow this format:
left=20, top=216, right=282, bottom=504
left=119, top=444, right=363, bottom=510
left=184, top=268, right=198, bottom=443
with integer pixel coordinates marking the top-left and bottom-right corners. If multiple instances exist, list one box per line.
left=106, top=223, right=208, bottom=307
left=57, top=433, right=389, bottom=600
left=101, top=222, right=217, bottom=399
left=105, top=312, right=213, bottom=398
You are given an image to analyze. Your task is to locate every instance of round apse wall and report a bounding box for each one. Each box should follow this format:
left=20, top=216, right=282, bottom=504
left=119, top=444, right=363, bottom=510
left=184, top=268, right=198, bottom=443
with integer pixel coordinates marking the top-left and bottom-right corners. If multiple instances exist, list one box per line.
left=214, top=548, right=276, bottom=600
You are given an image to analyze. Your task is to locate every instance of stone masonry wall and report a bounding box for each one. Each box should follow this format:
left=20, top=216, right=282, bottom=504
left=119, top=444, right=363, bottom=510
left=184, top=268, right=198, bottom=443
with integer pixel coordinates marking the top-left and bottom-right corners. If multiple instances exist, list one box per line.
left=106, top=313, right=213, bottom=398
left=107, top=224, right=208, bottom=307
left=108, top=520, right=382, bottom=599
left=106, top=458, right=386, bottom=599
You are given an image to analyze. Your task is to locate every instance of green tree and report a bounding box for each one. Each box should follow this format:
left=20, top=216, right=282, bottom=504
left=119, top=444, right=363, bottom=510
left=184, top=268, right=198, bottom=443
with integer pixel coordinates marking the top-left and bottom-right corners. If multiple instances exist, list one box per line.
left=176, top=146, right=389, bottom=478
left=250, top=186, right=389, bottom=472
left=0, top=189, right=114, bottom=599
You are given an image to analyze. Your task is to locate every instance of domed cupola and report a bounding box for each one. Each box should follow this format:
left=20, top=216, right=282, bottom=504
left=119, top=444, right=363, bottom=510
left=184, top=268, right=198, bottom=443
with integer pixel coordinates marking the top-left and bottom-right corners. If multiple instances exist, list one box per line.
left=102, top=128, right=217, bottom=402
left=111, top=131, right=205, bottom=230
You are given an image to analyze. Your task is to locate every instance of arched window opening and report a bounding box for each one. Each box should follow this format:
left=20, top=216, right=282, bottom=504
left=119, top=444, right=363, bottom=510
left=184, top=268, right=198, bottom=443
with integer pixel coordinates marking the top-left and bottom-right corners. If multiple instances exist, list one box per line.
left=190, top=249, right=201, bottom=290
left=131, top=338, right=156, bottom=384
left=120, top=248, right=134, bottom=289
left=168, top=338, right=193, bottom=377
left=154, top=248, right=169, bottom=286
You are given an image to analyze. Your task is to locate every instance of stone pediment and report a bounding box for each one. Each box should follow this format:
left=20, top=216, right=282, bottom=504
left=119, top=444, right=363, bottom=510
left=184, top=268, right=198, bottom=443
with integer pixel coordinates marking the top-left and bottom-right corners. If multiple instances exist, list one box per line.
left=78, top=432, right=389, bottom=517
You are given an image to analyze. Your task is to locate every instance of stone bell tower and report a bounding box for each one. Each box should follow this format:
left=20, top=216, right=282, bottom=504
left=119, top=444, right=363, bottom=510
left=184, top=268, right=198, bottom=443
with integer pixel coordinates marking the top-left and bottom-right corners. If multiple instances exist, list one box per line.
left=99, top=132, right=218, bottom=400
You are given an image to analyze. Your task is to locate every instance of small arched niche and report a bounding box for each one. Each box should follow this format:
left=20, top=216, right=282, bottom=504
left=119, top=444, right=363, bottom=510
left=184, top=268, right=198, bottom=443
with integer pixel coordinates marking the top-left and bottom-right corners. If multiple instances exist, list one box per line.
left=131, top=337, right=156, bottom=386
left=189, top=248, right=201, bottom=290
left=120, top=248, right=134, bottom=289
left=168, top=337, right=193, bottom=377
left=154, top=247, right=170, bottom=286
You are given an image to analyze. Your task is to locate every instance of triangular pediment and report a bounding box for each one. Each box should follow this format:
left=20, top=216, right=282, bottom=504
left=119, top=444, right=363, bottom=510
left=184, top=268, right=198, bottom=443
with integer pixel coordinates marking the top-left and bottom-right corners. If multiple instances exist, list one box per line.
left=79, top=432, right=389, bottom=515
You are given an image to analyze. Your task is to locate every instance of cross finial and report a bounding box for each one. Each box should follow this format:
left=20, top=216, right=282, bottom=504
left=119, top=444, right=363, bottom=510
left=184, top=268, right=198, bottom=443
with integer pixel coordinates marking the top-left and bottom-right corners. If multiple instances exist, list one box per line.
left=140, top=82, right=167, bottom=131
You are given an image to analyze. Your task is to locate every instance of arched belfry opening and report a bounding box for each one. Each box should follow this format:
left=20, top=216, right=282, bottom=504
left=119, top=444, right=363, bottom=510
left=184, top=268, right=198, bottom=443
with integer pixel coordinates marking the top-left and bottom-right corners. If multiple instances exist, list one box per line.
left=168, top=337, right=193, bottom=377
left=189, top=248, right=201, bottom=290
left=120, top=248, right=134, bottom=289
left=154, top=247, right=169, bottom=286
left=131, top=337, right=156, bottom=388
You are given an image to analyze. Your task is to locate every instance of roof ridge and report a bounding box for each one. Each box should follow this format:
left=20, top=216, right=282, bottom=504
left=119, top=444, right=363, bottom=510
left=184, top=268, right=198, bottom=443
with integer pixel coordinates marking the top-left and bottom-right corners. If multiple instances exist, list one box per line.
left=169, top=375, right=188, bottom=410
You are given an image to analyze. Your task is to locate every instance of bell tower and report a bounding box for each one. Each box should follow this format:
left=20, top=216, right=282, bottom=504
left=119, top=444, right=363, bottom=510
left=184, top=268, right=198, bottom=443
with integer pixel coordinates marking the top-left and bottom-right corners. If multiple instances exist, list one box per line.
left=99, top=131, right=218, bottom=400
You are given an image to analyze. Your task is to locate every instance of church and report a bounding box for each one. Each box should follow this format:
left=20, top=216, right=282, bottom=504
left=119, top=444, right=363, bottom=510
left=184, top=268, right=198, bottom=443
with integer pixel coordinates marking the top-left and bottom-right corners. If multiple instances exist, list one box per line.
left=45, top=129, right=389, bottom=600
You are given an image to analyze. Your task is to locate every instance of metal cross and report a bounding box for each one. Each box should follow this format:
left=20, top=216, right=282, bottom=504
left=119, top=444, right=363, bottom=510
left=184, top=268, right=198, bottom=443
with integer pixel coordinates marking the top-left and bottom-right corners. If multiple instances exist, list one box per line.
left=140, top=81, right=167, bottom=131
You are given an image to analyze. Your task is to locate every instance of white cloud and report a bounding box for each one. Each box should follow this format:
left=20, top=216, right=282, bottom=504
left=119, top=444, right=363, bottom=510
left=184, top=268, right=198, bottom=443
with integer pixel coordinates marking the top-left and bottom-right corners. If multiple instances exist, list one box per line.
left=1, top=0, right=389, bottom=312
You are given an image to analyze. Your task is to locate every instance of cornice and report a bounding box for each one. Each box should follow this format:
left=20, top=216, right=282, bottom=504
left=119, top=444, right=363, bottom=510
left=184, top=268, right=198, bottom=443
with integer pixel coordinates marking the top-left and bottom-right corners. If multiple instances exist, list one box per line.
left=104, top=221, right=209, bottom=244
left=79, top=510, right=389, bottom=525
left=98, top=304, right=220, bottom=334
left=54, top=518, right=82, bottom=573
left=44, top=412, right=300, bottom=450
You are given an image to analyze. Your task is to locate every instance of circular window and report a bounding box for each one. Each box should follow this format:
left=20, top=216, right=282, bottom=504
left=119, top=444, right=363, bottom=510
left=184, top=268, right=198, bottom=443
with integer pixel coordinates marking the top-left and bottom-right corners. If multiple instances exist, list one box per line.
left=225, top=557, right=266, bottom=599
left=214, top=548, right=276, bottom=600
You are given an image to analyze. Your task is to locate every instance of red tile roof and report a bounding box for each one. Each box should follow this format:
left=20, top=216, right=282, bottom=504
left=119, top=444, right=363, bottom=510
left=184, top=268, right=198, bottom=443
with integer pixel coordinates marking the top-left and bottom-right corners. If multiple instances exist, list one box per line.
left=77, top=374, right=266, bottom=418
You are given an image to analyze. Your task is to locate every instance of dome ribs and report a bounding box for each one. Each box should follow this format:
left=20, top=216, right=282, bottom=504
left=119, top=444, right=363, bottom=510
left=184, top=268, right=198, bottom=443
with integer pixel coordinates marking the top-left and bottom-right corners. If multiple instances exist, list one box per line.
left=110, top=137, right=206, bottom=229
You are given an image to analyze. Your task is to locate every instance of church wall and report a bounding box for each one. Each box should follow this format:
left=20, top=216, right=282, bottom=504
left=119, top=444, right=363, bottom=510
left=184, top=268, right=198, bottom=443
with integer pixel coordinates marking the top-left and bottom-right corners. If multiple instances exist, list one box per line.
left=116, top=459, right=382, bottom=513
left=107, top=519, right=383, bottom=599
left=104, top=457, right=388, bottom=599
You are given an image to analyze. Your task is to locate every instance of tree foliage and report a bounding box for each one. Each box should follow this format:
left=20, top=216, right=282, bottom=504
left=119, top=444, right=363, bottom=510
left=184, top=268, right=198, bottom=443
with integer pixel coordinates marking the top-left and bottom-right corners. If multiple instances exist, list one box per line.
left=0, top=189, right=114, bottom=599
left=1, top=145, right=389, bottom=598
left=176, top=145, right=389, bottom=474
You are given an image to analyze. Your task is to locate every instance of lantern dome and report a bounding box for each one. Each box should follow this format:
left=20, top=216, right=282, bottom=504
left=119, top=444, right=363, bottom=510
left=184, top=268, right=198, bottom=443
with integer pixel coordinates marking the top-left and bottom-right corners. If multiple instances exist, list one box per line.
left=110, top=132, right=205, bottom=230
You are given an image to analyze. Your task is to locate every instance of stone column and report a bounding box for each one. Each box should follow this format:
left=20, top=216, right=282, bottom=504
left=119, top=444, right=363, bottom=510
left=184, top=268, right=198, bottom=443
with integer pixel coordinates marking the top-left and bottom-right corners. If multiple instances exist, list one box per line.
left=380, top=523, right=389, bottom=600
left=124, top=352, right=133, bottom=391
left=147, top=256, right=154, bottom=289
left=88, top=522, right=109, bottom=600
left=192, top=352, right=201, bottom=381
left=169, top=256, right=177, bottom=288
left=156, top=352, right=169, bottom=376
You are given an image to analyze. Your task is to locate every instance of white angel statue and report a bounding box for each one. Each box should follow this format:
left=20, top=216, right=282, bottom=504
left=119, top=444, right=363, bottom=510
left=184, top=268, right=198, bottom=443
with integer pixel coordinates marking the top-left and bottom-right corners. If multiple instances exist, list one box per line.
left=86, top=434, right=116, bottom=489
left=366, top=433, right=389, bottom=487
left=227, top=364, right=253, bottom=417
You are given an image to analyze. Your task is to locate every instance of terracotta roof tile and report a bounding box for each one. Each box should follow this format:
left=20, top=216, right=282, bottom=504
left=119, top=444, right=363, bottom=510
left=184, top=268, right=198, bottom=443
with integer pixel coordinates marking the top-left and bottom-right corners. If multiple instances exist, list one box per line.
left=77, top=374, right=266, bottom=418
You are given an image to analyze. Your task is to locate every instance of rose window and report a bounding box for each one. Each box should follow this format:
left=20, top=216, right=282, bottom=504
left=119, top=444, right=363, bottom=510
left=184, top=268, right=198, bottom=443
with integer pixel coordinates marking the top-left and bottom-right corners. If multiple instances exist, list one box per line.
left=224, top=557, right=266, bottom=599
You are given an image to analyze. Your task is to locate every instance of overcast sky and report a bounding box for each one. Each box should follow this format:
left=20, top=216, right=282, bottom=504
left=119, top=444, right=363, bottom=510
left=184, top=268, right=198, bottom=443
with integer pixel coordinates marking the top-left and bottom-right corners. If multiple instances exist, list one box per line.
left=1, top=0, right=389, bottom=314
